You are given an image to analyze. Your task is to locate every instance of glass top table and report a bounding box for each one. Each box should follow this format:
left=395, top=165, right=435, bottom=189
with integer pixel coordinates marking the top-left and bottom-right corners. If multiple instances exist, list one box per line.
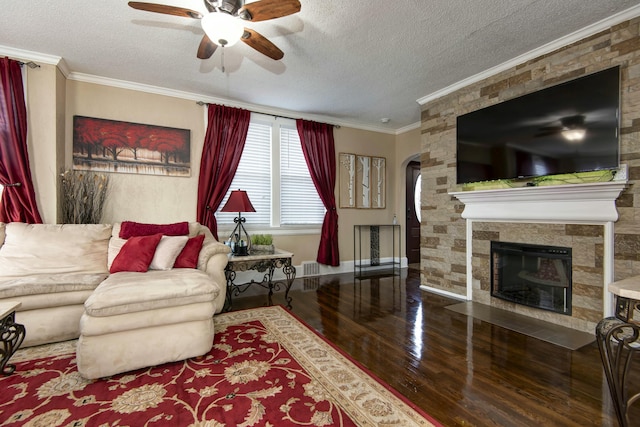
left=224, top=249, right=296, bottom=311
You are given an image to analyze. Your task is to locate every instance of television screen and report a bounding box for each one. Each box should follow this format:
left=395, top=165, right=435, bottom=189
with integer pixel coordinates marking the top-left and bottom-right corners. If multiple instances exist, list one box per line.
left=456, top=66, right=620, bottom=184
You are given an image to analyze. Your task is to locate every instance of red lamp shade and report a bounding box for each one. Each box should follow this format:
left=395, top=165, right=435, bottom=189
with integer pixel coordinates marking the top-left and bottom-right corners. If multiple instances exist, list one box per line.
left=221, top=190, right=256, bottom=213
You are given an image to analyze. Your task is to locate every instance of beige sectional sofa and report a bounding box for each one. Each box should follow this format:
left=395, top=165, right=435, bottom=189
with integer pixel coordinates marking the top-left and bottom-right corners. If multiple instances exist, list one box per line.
left=0, top=221, right=230, bottom=378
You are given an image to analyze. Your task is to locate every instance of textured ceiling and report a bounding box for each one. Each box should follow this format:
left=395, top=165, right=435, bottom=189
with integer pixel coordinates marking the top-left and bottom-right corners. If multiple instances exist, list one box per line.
left=2, top=0, right=640, bottom=132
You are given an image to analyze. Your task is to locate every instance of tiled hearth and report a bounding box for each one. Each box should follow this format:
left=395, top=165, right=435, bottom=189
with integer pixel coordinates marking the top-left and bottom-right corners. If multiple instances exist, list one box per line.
left=437, top=180, right=627, bottom=333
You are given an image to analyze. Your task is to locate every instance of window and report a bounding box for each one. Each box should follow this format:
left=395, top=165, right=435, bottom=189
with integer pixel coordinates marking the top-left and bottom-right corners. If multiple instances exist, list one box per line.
left=216, top=115, right=325, bottom=231
left=280, top=126, right=325, bottom=225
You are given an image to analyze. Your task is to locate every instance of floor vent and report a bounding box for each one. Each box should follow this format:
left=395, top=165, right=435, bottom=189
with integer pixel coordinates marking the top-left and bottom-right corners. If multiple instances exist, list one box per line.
left=302, top=261, right=320, bottom=277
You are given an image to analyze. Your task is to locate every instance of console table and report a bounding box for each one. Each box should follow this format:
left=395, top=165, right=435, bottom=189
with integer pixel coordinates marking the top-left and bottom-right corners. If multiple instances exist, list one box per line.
left=354, top=224, right=400, bottom=278
left=224, top=249, right=296, bottom=311
left=1, top=301, right=26, bottom=375
left=596, top=276, right=640, bottom=427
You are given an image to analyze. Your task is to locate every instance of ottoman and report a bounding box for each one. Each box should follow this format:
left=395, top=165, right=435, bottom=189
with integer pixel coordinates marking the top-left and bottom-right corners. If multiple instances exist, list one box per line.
left=76, top=269, right=219, bottom=379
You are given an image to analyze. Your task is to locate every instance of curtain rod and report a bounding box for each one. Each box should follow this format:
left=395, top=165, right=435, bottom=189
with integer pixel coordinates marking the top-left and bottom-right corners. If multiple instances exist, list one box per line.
left=196, top=101, right=340, bottom=128
left=18, top=61, right=40, bottom=69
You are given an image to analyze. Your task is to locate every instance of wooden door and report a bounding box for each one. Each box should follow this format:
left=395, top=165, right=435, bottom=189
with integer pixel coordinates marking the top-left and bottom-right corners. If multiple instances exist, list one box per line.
left=405, top=161, right=421, bottom=264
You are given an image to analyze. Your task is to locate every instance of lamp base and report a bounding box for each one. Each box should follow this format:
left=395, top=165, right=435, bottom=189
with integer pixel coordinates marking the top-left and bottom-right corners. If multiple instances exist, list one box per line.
left=227, top=215, right=251, bottom=256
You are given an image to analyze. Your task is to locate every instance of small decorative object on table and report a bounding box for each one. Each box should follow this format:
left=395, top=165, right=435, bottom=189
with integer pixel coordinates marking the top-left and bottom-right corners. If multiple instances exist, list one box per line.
left=0, top=301, right=26, bottom=375
left=251, top=234, right=274, bottom=254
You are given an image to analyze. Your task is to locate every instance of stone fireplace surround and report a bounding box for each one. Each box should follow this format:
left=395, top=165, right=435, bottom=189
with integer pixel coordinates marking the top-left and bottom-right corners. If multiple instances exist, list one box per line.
left=433, top=180, right=628, bottom=333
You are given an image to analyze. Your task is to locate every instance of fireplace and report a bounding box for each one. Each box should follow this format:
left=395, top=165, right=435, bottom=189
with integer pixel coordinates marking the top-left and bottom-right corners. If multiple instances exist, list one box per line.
left=491, top=241, right=572, bottom=315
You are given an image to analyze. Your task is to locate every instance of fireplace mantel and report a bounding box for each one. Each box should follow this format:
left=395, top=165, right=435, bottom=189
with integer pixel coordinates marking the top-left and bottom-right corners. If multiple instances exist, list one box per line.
left=442, top=180, right=628, bottom=319
left=449, top=181, right=628, bottom=224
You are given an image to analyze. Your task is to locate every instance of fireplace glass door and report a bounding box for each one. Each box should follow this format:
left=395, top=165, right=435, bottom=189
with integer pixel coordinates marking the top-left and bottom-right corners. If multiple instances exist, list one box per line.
left=491, top=241, right=572, bottom=315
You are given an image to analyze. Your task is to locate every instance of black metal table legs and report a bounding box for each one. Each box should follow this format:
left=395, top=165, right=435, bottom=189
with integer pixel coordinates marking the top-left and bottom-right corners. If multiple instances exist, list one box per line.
left=596, top=317, right=640, bottom=427
left=0, top=311, right=26, bottom=375
left=224, top=255, right=296, bottom=312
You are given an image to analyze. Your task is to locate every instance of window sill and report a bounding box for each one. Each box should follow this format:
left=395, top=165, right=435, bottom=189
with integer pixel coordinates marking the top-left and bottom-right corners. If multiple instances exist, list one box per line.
left=217, top=225, right=322, bottom=237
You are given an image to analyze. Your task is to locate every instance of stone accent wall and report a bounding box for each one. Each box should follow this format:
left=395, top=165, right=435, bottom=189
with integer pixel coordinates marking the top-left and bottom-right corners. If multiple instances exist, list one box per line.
left=420, top=17, right=640, bottom=331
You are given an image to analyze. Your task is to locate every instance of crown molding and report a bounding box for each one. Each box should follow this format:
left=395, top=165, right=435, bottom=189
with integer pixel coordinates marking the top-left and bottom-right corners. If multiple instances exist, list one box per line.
left=0, top=45, right=63, bottom=67
left=416, top=4, right=640, bottom=106
left=67, top=72, right=396, bottom=134
left=0, top=45, right=71, bottom=78
left=394, top=121, right=420, bottom=135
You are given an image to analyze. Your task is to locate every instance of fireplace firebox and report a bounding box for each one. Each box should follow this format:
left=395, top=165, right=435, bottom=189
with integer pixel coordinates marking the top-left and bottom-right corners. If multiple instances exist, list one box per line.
left=491, top=241, right=572, bottom=315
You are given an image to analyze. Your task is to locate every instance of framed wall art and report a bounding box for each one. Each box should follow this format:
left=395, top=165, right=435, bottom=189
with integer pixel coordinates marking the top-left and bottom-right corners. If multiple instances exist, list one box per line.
left=356, top=155, right=371, bottom=208
left=72, top=116, right=191, bottom=177
left=370, top=156, right=386, bottom=209
left=339, top=153, right=356, bottom=208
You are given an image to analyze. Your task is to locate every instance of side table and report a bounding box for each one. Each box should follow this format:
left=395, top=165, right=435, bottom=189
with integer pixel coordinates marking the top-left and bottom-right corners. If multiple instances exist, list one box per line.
left=0, top=301, right=26, bottom=375
left=224, top=249, right=296, bottom=311
left=596, top=276, right=640, bottom=427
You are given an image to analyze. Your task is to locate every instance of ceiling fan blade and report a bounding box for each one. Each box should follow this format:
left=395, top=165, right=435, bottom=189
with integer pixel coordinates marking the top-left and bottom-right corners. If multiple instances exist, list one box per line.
left=241, top=29, right=284, bottom=60
left=197, top=34, right=217, bottom=59
left=128, top=2, right=203, bottom=19
left=534, top=127, right=561, bottom=137
left=239, top=0, right=301, bottom=22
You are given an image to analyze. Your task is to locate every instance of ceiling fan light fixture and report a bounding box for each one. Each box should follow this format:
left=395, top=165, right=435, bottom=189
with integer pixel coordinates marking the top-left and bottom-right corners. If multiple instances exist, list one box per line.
left=201, top=12, right=244, bottom=47
left=561, top=127, right=586, bottom=142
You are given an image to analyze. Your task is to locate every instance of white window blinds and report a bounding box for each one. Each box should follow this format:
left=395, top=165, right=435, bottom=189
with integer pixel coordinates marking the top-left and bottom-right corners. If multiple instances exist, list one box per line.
left=216, top=117, right=324, bottom=229
left=216, top=122, right=272, bottom=226
left=280, top=126, right=325, bottom=225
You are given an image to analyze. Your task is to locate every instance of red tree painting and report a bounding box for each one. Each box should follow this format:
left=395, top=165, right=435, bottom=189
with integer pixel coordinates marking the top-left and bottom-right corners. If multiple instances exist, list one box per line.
left=72, top=116, right=190, bottom=177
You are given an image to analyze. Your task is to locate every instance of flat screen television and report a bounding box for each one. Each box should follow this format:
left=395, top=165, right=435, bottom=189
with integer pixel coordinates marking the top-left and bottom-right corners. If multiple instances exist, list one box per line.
left=456, top=66, right=620, bottom=184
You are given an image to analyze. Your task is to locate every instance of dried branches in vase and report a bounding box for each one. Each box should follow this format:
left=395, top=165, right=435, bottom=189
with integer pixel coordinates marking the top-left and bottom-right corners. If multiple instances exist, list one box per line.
left=60, top=170, right=109, bottom=224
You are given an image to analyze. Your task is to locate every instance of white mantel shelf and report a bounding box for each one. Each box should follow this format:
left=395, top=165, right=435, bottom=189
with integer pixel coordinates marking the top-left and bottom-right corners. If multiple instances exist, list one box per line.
left=449, top=181, right=628, bottom=224
left=442, top=180, right=628, bottom=318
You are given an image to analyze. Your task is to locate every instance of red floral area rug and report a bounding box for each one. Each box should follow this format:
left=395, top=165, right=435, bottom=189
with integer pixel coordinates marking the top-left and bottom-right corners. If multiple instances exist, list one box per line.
left=0, top=305, right=441, bottom=426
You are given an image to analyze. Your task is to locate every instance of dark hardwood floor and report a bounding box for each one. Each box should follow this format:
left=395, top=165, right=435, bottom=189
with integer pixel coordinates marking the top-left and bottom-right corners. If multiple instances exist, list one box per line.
left=228, top=266, right=625, bottom=427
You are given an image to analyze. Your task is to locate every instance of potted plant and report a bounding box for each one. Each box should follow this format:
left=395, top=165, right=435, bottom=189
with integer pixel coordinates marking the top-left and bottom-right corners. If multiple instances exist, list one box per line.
left=251, top=234, right=274, bottom=254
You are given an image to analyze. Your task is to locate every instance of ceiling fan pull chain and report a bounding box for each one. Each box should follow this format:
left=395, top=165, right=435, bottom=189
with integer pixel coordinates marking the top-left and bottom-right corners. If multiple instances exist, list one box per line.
left=221, top=46, right=226, bottom=73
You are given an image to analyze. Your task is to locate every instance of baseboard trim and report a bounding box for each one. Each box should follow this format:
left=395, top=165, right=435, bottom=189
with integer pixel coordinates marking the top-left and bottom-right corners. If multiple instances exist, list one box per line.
left=420, top=285, right=468, bottom=301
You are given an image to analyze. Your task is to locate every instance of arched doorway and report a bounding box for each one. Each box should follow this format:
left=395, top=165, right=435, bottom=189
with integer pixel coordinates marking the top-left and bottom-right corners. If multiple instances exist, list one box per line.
left=405, top=161, right=421, bottom=265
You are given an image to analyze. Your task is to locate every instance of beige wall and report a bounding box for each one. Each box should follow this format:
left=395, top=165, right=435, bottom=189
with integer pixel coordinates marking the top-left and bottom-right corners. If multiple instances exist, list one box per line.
left=394, top=127, right=421, bottom=242
left=25, top=64, right=60, bottom=223
left=66, top=81, right=205, bottom=224
left=21, top=76, right=414, bottom=267
left=333, top=126, right=397, bottom=262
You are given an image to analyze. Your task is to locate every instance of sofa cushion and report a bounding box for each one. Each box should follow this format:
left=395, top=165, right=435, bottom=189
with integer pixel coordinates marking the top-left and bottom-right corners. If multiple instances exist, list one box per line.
left=149, top=235, right=189, bottom=270
left=79, top=301, right=216, bottom=336
left=85, top=269, right=219, bottom=317
left=0, top=273, right=107, bottom=299
left=108, top=223, right=230, bottom=271
left=0, top=223, right=112, bottom=278
left=174, top=234, right=205, bottom=268
left=109, top=234, right=162, bottom=273
left=17, top=290, right=96, bottom=311
left=119, top=221, right=189, bottom=239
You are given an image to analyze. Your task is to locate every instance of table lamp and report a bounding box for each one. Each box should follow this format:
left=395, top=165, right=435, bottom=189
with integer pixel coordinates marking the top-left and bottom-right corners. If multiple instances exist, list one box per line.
left=221, top=189, right=255, bottom=255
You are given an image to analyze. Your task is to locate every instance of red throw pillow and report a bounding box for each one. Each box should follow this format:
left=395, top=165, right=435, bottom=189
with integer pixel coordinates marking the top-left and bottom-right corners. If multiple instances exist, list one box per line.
left=174, top=234, right=205, bottom=268
left=119, top=221, right=189, bottom=239
left=110, top=234, right=163, bottom=273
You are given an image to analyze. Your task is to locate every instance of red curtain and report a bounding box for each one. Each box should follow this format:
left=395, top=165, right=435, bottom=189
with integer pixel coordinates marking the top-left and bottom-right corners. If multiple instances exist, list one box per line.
left=0, top=57, right=42, bottom=224
left=197, top=104, right=250, bottom=240
left=296, top=119, right=339, bottom=266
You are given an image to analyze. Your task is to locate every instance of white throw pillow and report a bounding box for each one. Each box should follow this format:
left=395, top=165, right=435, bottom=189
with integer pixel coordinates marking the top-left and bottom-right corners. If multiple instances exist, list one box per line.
left=149, top=235, right=189, bottom=271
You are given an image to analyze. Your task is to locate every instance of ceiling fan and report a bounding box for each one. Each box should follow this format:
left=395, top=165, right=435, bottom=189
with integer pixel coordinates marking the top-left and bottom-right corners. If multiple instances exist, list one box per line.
left=128, top=0, right=301, bottom=60
left=535, top=115, right=587, bottom=142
